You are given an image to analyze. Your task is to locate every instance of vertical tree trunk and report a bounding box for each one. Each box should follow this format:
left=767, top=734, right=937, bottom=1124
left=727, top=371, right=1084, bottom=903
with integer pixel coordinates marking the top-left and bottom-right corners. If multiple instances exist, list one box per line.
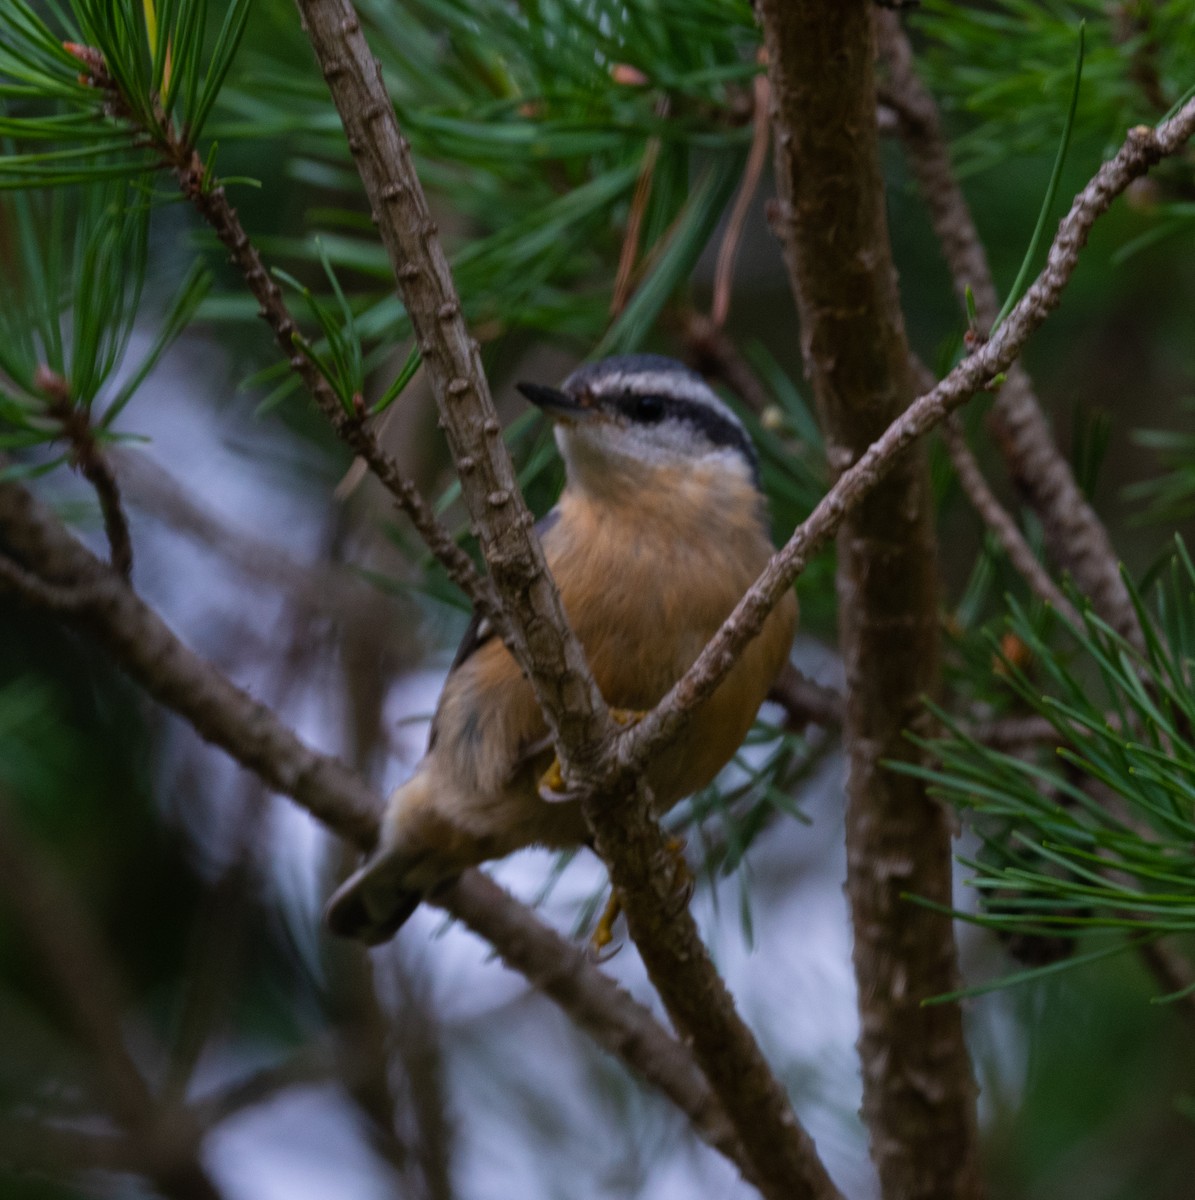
left=756, top=5, right=984, bottom=1197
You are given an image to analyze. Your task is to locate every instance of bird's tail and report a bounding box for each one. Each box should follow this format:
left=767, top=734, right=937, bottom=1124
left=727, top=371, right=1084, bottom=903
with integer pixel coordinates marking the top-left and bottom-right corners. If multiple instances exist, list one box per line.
left=324, top=851, right=424, bottom=945
left=324, top=769, right=465, bottom=945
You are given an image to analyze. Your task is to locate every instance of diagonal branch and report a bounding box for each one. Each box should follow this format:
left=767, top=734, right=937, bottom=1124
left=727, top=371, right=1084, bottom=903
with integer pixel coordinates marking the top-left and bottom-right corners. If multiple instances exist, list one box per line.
left=615, top=92, right=1195, bottom=781
left=941, top=415, right=1081, bottom=623
left=289, top=4, right=844, bottom=1197
left=437, top=872, right=755, bottom=1180
left=0, top=476, right=757, bottom=1189
left=64, top=47, right=493, bottom=636
left=21, top=13, right=1193, bottom=1195
left=289, top=0, right=613, bottom=771
left=0, top=479, right=383, bottom=848
left=876, top=12, right=1143, bottom=647
left=282, top=3, right=1195, bottom=1180
left=170, top=149, right=505, bottom=636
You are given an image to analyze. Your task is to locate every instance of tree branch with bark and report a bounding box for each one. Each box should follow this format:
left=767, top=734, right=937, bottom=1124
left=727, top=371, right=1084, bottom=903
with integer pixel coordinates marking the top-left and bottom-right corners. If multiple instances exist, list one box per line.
left=876, top=11, right=1143, bottom=647
left=756, top=4, right=980, bottom=1194
left=3, top=5, right=1195, bottom=1198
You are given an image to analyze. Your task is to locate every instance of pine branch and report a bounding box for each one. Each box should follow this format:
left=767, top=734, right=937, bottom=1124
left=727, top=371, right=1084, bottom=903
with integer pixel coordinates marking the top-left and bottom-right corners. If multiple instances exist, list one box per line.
left=0, top=476, right=758, bottom=1189
left=876, top=11, right=1143, bottom=648
left=942, top=414, right=1081, bottom=623
left=168, top=146, right=504, bottom=636
left=283, top=4, right=1195, bottom=1184
left=59, top=42, right=498, bottom=635
left=0, top=478, right=383, bottom=847
left=289, top=4, right=844, bottom=1196
left=38, top=365, right=134, bottom=578
left=290, top=0, right=612, bottom=767
left=437, top=871, right=756, bottom=1183
left=613, top=89, right=1195, bottom=781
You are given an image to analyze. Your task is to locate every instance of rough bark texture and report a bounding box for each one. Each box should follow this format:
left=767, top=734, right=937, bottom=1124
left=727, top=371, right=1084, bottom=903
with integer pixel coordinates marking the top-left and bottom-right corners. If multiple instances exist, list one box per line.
left=8, top=14, right=1195, bottom=1196
left=617, top=93, right=1195, bottom=770
left=876, top=13, right=1141, bottom=647
left=756, top=5, right=984, bottom=1198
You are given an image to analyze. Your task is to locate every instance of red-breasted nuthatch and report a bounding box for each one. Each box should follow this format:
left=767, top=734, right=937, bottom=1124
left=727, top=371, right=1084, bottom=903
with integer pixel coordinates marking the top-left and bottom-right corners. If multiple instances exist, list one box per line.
left=327, top=354, right=797, bottom=943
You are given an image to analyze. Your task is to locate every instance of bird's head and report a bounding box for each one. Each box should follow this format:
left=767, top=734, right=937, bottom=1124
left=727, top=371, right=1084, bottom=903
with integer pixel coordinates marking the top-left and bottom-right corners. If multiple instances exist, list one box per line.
left=517, top=354, right=761, bottom=498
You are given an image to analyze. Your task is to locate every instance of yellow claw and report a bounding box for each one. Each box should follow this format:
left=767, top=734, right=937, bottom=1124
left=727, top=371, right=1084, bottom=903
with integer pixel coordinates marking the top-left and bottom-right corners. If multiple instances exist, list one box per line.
left=588, top=836, right=691, bottom=957
left=591, top=890, right=623, bottom=958
left=538, top=709, right=645, bottom=802
left=538, top=756, right=568, bottom=800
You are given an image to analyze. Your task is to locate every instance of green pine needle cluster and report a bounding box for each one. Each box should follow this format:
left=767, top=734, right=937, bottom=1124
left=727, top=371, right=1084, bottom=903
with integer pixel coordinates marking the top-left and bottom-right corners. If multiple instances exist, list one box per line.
left=901, top=541, right=1195, bottom=956
left=0, top=181, right=209, bottom=479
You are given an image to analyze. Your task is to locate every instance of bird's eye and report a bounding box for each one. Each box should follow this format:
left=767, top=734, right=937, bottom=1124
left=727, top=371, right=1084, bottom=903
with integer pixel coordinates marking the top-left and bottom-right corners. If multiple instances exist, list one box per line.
left=632, top=394, right=665, bottom=423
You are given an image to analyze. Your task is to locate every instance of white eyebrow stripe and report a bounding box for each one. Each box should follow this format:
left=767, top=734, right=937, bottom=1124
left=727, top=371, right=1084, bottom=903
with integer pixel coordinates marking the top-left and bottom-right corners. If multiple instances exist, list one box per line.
left=593, top=369, right=740, bottom=424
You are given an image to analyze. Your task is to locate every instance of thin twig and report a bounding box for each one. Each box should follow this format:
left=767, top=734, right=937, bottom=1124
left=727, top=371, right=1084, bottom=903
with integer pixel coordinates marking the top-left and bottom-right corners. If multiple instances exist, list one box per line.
left=59, top=45, right=500, bottom=637
left=942, top=415, right=1082, bottom=624
left=767, top=661, right=845, bottom=732
left=173, top=154, right=504, bottom=635
left=682, top=311, right=774, bottom=415
left=615, top=95, right=1195, bottom=782
left=37, top=365, right=134, bottom=578
left=876, top=12, right=1143, bottom=648
left=610, top=96, right=668, bottom=318
left=711, top=62, right=770, bottom=328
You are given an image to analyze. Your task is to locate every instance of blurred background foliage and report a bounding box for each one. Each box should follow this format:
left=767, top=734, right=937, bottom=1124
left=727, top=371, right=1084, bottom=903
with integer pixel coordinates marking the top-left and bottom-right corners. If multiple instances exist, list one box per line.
left=1, top=1, right=1195, bottom=1197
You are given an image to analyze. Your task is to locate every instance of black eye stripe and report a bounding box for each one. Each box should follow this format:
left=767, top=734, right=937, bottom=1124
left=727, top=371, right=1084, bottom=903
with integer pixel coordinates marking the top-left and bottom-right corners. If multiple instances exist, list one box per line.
left=613, top=391, right=761, bottom=485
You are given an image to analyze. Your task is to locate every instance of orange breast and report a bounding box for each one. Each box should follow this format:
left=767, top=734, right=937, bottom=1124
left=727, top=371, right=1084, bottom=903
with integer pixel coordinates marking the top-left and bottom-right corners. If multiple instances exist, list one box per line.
left=430, top=458, right=797, bottom=825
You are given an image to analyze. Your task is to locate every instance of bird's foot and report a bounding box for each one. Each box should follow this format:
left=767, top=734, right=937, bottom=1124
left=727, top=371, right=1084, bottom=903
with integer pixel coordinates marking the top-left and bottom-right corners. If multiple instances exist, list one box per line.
left=588, top=835, right=690, bottom=959
left=590, top=889, right=623, bottom=960
left=537, top=756, right=570, bottom=802
left=536, top=708, right=647, bottom=803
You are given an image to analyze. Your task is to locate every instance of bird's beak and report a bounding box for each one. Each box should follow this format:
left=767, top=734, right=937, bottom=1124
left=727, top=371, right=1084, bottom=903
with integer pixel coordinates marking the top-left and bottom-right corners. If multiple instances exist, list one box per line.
left=516, top=381, right=595, bottom=423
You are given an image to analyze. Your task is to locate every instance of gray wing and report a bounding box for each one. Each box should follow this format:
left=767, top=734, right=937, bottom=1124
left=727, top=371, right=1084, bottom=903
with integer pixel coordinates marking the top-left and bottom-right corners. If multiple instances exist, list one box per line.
left=427, top=506, right=561, bottom=753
